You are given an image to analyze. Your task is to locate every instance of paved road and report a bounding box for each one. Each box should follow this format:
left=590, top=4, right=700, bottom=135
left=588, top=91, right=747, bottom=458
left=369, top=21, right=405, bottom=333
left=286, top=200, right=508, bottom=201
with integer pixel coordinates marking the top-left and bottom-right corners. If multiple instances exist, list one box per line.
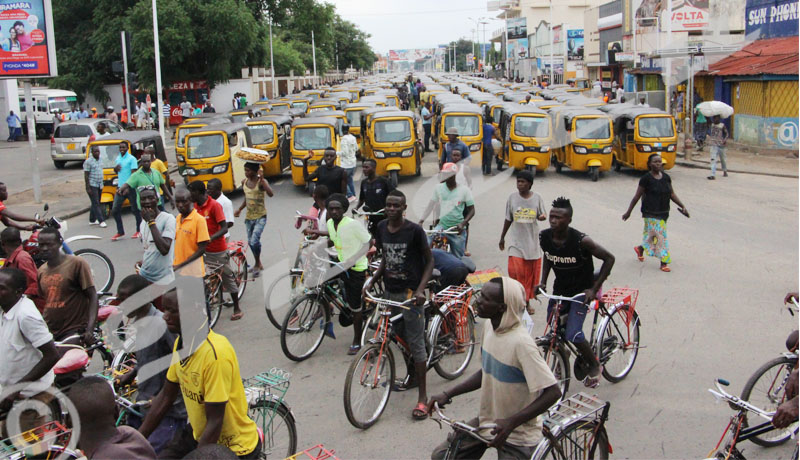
left=62, top=152, right=797, bottom=459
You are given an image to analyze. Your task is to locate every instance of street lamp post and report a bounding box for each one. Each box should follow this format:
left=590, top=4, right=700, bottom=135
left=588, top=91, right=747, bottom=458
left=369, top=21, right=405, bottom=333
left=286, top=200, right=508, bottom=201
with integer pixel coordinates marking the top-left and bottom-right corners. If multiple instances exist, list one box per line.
left=152, top=0, right=165, bottom=146
left=268, top=12, right=276, bottom=98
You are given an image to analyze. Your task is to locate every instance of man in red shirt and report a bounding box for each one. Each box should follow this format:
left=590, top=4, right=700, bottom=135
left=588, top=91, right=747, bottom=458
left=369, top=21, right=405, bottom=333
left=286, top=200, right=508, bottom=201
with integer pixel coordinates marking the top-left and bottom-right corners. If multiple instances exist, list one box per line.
left=1, top=227, right=43, bottom=310
left=187, top=181, right=242, bottom=321
left=0, top=182, right=44, bottom=232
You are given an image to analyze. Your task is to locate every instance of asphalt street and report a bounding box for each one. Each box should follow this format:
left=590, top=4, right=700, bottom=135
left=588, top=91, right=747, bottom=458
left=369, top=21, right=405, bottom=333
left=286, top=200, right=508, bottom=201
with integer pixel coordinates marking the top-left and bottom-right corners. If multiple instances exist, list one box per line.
left=46, top=151, right=799, bottom=459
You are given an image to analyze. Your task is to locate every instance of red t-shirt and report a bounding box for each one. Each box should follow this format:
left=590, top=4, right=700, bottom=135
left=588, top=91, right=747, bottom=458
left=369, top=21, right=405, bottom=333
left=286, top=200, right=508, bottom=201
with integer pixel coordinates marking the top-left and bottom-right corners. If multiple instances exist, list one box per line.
left=0, top=200, right=6, bottom=214
left=194, top=197, right=227, bottom=253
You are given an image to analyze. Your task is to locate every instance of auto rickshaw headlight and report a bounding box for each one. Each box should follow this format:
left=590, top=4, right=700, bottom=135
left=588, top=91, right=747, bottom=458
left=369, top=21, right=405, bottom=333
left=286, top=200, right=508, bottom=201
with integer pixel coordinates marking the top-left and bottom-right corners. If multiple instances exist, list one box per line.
left=667, top=144, right=676, bottom=152
left=574, top=146, right=587, bottom=154
left=291, top=158, right=304, bottom=166
left=374, top=150, right=386, bottom=158
left=212, top=164, right=228, bottom=174
left=185, top=168, right=197, bottom=176
left=540, top=145, right=551, bottom=152
left=400, top=148, right=413, bottom=157
left=176, top=154, right=185, bottom=163
left=603, top=146, right=613, bottom=153
left=112, top=177, right=119, bottom=186
left=641, top=145, right=652, bottom=152
left=469, top=143, right=481, bottom=152
left=512, top=143, right=524, bottom=151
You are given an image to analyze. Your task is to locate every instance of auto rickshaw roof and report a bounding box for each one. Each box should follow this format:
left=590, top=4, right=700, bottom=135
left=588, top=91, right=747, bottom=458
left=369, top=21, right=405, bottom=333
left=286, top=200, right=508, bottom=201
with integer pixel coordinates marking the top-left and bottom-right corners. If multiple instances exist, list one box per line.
left=371, top=110, right=420, bottom=121
left=440, top=104, right=483, bottom=115
left=247, top=114, right=292, bottom=126
left=189, top=122, right=251, bottom=135
left=607, top=106, right=668, bottom=120
left=361, top=107, right=400, bottom=117
left=554, top=108, right=610, bottom=123
left=286, top=108, right=307, bottom=118
left=564, top=97, right=607, bottom=107
left=178, top=116, right=232, bottom=127
left=291, top=117, right=339, bottom=128
left=90, top=131, right=167, bottom=161
left=343, top=102, right=378, bottom=110
left=309, top=99, right=340, bottom=106
left=306, top=110, right=346, bottom=118
left=229, top=105, right=265, bottom=114
left=500, top=105, right=548, bottom=117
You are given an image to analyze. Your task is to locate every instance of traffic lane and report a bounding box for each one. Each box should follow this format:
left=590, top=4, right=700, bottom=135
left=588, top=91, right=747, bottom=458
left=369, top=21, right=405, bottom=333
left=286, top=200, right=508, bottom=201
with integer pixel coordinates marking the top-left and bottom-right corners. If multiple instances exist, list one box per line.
left=63, top=156, right=798, bottom=459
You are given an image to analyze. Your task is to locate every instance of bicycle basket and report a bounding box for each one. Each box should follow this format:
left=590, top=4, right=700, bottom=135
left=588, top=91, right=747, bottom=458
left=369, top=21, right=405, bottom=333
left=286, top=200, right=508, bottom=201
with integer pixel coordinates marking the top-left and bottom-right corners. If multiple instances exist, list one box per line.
left=243, top=368, right=291, bottom=406
left=432, top=285, right=473, bottom=307
left=600, top=287, right=639, bottom=323
left=544, top=392, right=608, bottom=434
left=285, top=444, right=339, bottom=460
left=300, top=240, right=337, bottom=289
left=0, top=421, right=73, bottom=460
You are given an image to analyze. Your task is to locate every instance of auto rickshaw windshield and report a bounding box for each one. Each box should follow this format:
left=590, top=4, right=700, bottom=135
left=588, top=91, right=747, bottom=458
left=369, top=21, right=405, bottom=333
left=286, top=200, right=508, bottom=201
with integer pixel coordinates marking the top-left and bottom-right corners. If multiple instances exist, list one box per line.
left=231, top=114, right=248, bottom=123
left=374, top=119, right=411, bottom=143
left=291, top=101, right=309, bottom=111
left=293, top=127, right=331, bottom=150
left=514, top=117, right=549, bottom=137
left=345, top=110, right=362, bottom=125
left=444, top=115, right=480, bottom=137
left=187, top=134, right=225, bottom=159
left=178, top=126, right=203, bottom=147
left=638, top=117, right=674, bottom=138
left=575, top=118, right=610, bottom=139
left=97, top=143, right=124, bottom=169
left=492, top=107, right=503, bottom=121
left=309, top=106, right=334, bottom=113
left=249, top=124, right=275, bottom=144
left=271, top=105, right=289, bottom=113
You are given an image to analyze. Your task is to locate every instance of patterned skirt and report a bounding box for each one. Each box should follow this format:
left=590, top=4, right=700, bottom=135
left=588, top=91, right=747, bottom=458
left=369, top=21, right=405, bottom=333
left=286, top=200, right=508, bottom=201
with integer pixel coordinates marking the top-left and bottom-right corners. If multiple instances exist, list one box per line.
left=642, top=218, right=671, bottom=264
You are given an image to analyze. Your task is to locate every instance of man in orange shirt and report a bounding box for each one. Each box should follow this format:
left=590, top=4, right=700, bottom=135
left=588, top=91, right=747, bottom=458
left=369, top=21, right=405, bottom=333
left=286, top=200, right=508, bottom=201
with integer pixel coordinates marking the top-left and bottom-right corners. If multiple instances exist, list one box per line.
left=172, top=188, right=209, bottom=277
left=120, top=105, right=129, bottom=126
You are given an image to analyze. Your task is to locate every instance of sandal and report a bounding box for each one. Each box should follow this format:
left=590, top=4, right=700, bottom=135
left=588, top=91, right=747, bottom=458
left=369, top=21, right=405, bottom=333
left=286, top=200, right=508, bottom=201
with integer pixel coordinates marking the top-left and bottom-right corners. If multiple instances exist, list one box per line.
left=231, top=312, right=244, bottom=321
left=347, top=344, right=361, bottom=355
left=660, top=264, right=671, bottom=273
left=412, top=402, right=428, bottom=420
left=633, top=246, right=644, bottom=262
left=583, top=367, right=603, bottom=389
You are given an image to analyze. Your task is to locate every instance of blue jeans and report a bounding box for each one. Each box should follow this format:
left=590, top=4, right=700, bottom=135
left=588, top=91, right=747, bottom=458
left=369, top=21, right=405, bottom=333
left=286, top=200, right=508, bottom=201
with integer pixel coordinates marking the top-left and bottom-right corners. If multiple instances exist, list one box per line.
left=429, top=224, right=466, bottom=258
left=87, top=186, right=105, bottom=223
left=547, top=297, right=588, bottom=343
left=344, top=167, right=356, bottom=198
left=111, top=187, right=141, bottom=235
left=127, top=414, right=187, bottom=454
left=710, top=145, right=727, bottom=177
left=245, top=216, right=267, bottom=261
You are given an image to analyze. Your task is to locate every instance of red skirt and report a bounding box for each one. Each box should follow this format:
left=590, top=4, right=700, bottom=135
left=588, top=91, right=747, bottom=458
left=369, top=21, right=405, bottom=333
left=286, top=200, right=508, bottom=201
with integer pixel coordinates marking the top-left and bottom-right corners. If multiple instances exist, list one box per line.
left=508, top=256, right=542, bottom=301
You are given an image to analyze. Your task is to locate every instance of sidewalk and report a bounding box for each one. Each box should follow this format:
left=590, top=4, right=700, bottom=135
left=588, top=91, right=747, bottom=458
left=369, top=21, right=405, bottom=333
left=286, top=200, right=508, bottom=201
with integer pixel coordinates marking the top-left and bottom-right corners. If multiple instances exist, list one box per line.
left=676, top=133, right=798, bottom=178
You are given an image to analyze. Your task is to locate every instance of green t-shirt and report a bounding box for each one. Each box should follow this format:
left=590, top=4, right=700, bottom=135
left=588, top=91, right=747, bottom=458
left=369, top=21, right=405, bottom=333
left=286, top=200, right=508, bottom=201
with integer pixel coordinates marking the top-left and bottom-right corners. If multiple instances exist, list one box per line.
left=327, top=216, right=371, bottom=272
left=434, top=183, right=474, bottom=230
left=126, top=168, right=165, bottom=208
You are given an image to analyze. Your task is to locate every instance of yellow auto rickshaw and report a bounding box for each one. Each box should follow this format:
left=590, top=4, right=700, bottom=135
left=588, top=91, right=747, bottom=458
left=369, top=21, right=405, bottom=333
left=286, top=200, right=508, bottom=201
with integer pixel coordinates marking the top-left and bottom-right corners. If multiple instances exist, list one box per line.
left=175, top=116, right=232, bottom=174
left=366, top=111, right=422, bottom=187
left=85, top=131, right=168, bottom=217
left=358, top=96, right=387, bottom=108
left=307, top=99, right=339, bottom=113
left=229, top=105, right=264, bottom=123
left=497, top=105, right=552, bottom=172
left=289, top=117, right=341, bottom=186
left=343, top=102, right=378, bottom=145
left=346, top=88, right=361, bottom=103
left=246, top=115, right=292, bottom=178
left=359, top=107, right=400, bottom=160
left=484, top=100, right=506, bottom=130
left=288, top=97, right=312, bottom=112
left=566, top=78, right=592, bottom=95
left=610, top=107, right=677, bottom=171
left=437, top=104, right=484, bottom=166
left=182, top=123, right=253, bottom=192
left=550, top=107, right=614, bottom=181
left=269, top=101, right=291, bottom=113
left=302, top=90, right=324, bottom=101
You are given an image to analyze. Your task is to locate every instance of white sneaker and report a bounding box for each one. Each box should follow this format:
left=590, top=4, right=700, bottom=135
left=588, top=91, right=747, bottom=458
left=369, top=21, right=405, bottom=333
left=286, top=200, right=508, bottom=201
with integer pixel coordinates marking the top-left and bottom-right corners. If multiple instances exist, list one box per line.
left=89, top=221, right=98, bottom=225
left=99, top=222, right=107, bottom=228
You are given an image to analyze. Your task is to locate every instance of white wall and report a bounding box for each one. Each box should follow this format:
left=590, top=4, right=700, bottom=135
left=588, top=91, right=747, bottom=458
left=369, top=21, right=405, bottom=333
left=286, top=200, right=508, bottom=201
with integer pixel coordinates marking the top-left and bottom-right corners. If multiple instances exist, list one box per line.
left=0, top=79, right=20, bottom=139
left=210, top=78, right=252, bottom=113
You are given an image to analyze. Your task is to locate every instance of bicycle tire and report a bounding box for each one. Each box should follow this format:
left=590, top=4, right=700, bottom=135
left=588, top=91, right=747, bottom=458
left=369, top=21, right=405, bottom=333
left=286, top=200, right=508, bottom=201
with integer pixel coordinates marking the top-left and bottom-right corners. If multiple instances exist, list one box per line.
left=536, top=422, right=610, bottom=460
left=74, top=248, right=115, bottom=293
left=538, top=339, right=571, bottom=398
left=433, top=309, right=475, bottom=380
left=230, top=252, right=248, bottom=301
left=206, top=281, right=223, bottom=329
left=343, top=343, right=395, bottom=429
left=248, top=399, right=297, bottom=459
left=740, top=354, right=798, bottom=447
left=597, top=305, right=640, bottom=383
left=265, top=272, right=303, bottom=330
left=280, top=294, right=329, bottom=362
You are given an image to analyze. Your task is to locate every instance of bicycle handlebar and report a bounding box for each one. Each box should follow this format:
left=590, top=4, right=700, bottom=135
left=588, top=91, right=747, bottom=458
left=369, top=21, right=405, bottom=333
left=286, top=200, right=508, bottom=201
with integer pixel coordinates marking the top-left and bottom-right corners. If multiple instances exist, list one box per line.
left=430, top=402, right=497, bottom=443
left=788, top=298, right=799, bottom=316
left=708, top=378, right=775, bottom=421
left=536, top=288, right=588, bottom=304
left=362, top=278, right=417, bottom=310
left=425, top=226, right=459, bottom=235
left=352, top=208, right=384, bottom=217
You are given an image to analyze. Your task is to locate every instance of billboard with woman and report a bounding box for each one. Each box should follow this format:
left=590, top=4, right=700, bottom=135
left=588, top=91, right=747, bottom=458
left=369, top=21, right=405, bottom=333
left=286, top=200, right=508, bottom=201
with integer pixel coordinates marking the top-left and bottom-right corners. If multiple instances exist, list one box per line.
left=0, top=0, right=57, bottom=78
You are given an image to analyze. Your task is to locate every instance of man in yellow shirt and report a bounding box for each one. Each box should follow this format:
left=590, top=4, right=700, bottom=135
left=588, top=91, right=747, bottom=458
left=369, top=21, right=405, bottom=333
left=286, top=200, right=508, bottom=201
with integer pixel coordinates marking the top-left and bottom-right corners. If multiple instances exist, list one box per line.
left=173, top=188, right=209, bottom=277
left=145, top=145, right=173, bottom=202
left=138, top=289, right=261, bottom=458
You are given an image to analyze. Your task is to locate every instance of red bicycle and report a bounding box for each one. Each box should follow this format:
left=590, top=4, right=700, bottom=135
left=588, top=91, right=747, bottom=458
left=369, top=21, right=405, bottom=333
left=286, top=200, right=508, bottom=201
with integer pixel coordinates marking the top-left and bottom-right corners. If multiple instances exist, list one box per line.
left=227, top=240, right=249, bottom=300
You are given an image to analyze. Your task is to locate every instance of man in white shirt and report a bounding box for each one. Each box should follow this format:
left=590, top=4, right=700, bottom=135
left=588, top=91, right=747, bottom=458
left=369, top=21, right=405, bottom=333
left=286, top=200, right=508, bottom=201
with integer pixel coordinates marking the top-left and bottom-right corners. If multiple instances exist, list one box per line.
left=338, top=124, right=358, bottom=200
left=207, top=178, right=234, bottom=238
left=0, top=268, right=60, bottom=432
left=616, top=85, right=624, bottom=103
left=179, top=97, right=192, bottom=122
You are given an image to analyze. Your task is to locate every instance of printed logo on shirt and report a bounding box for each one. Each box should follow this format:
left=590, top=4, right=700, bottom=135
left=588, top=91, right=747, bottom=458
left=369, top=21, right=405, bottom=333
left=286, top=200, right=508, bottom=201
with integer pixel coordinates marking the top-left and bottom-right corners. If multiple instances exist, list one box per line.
left=383, top=242, right=409, bottom=280
left=513, top=207, right=537, bottom=224
left=544, top=251, right=577, bottom=265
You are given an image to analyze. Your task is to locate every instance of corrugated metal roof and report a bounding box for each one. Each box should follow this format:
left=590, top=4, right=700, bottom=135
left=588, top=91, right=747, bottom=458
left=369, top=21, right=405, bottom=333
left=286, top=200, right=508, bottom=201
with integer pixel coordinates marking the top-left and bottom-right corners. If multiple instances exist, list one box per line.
left=700, top=37, right=798, bottom=76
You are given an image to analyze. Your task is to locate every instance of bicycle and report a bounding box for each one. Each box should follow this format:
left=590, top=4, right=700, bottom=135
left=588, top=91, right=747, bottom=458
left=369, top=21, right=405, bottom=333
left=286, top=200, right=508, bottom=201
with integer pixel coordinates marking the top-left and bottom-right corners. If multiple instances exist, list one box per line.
left=706, top=378, right=799, bottom=460
left=204, top=261, right=226, bottom=329
left=352, top=207, right=384, bottom=238
left=228, top=240, right=249, bottom=301
left=737, top=299, right=799, bottom=447
left=430, top=392, right=612, bottom=460
left=342, top=285, right=476, bottom=430
left=536, top=288, right=642, bottom=397
left=425, top=226, right=459, bottom=253
left=243, top=368, right=297, bottom=459
left=0, top=420, right=82, bottom=460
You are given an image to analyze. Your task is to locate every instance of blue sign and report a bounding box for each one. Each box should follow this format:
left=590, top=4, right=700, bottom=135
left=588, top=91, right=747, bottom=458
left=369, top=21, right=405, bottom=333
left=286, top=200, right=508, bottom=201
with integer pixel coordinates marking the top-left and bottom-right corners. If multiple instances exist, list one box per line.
left=746, top=0, right=799, bottom=39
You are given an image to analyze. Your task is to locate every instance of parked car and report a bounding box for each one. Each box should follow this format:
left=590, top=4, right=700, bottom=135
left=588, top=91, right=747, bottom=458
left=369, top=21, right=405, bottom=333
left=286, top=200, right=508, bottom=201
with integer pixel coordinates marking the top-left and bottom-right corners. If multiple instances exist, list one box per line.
left=50, top=119, right=124, bottom=168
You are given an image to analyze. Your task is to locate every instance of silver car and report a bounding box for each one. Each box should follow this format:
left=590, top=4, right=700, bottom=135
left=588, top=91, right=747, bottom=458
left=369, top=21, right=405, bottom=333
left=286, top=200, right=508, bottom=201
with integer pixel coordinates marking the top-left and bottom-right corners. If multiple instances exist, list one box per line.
left=50, top=119, right=124, bottom=168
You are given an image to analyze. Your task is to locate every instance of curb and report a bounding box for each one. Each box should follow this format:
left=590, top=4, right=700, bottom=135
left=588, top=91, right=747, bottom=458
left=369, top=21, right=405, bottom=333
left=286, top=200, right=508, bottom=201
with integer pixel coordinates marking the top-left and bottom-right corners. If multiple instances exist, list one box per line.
left=675, top=160, right=798, bottom=179
left=58, top=206, right=92, bottom=220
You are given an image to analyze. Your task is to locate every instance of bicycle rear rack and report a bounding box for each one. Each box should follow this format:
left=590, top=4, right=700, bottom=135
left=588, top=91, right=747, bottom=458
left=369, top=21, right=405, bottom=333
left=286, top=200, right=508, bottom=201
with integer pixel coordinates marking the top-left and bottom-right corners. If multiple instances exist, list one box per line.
left=432, top=284, right=473, bottom=305
left=600, top=287, right=638, bottom=312
left=0, top=421, right=73, bottom=460
left=285, top=444, right=339, bottom=460
left=544, top=392, right=608, bottom=432
left=243, top=367, right=291, bottom=406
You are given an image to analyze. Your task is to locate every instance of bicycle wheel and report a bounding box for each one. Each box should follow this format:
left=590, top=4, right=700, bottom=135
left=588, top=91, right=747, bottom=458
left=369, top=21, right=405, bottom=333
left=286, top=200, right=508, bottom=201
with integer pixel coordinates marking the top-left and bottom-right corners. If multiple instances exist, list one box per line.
left=229, top=252, right=248, bottom=301
left=248, top=399, right=297, bottom=459
left=536, top=422, right=610, bottom=460
left=740, top=355, right=798, bottom=447
left=343, top=343, right=395, bottom=429
left=597, top=305, right=640, bottom=383
left=206, top=281, right=223, bottom=329
left=74, top=248, right=115, bottom=293
left=265, top=272, right=303, bottom=330
left=433, top=309, right=476, bottom=380
left=280, top=294, right=329, bottom=362
left=538, top=339, right=571, bottom=398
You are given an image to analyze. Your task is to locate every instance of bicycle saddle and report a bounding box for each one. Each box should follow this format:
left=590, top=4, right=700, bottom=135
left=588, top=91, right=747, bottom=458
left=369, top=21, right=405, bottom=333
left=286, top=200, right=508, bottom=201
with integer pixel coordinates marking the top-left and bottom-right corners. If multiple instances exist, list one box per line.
left=97, top=305, right=120, bottom=322
left=54, top=348, right=89, bottom=374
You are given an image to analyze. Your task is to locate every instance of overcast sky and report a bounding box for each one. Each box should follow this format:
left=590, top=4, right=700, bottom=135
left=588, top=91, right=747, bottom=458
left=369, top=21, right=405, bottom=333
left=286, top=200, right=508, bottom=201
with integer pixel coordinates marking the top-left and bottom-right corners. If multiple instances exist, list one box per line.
left=325, top=0, right=505, bottom=54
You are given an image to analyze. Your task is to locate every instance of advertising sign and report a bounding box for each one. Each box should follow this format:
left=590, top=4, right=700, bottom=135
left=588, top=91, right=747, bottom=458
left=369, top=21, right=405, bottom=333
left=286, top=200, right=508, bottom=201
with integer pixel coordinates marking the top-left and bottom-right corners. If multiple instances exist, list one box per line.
left=389, top=48, right=434, bottom=61
left=567, top=29, right=584, bottom=61
left=669, top=0, right=710, bottom=30
left=507, top=17, right=527, bottom=40
left=746, top=0, right=799, bottom=39
left=537, top=57, right=564, bottom=74
left=0, top=0, right=57, bottom=78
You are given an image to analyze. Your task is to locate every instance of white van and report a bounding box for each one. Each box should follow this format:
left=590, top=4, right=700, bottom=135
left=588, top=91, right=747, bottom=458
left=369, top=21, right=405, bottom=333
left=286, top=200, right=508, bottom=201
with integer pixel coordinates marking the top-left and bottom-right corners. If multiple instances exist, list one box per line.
left=17, top=88, right=78, bottom=138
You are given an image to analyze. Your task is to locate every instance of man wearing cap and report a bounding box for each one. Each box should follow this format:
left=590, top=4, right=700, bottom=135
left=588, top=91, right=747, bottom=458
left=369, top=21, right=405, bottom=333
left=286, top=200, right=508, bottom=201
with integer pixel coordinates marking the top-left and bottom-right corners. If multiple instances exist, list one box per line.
left=442, top=127, right=470, bottom=169
left=419, top=163, right=475, bottom=258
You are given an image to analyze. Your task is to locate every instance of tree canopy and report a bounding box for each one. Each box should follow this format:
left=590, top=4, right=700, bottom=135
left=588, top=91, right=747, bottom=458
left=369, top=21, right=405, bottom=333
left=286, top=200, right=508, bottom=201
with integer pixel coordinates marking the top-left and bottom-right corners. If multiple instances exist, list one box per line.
left=49, top=0, right=376, bottom=102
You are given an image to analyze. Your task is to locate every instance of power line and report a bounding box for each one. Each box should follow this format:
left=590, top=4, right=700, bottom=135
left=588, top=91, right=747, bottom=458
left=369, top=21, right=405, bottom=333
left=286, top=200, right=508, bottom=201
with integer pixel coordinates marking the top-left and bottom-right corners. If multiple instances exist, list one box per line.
left=343, top=7, right=489, bottom=17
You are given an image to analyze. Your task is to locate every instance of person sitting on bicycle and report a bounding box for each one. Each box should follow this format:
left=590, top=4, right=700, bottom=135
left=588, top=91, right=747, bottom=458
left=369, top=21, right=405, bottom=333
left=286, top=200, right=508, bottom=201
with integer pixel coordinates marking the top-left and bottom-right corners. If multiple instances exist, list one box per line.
left=431, top=248, right=471, bottom=292
left=0, top=181, right=45, bottom=234
left=534, top=197, right=615, bottom=389
left=306, top=193, right=372, bottom=355
left=427, top=277, right=561, bottom=459
left=138, top=289, right=262, bottom=459
left=419, top=163, right=475, bottom=258
left=355, top=159, right=393, bottom=238
left=304, top=184, right=330, bottom=236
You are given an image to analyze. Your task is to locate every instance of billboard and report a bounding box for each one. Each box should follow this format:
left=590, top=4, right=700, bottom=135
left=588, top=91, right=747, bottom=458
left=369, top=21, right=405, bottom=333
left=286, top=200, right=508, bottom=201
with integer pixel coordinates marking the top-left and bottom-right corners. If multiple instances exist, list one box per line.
left=507, top=17, right=527, bottom=40
left=388, top=48, right=435, bottom=61
left=567, top=29, right=584, bottom=61
left=506, top=38, right=528, bottom=59
left=668, top=0, right=710, bottom=30
left=0, top=0, right=57, bottom=78
left=746, top=0, right=799, bottom=39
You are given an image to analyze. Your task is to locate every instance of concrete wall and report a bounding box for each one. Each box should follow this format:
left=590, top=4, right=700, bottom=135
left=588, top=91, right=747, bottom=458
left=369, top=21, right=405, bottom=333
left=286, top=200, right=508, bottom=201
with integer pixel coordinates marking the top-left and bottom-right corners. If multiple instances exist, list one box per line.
left=210, top=78, right=251, bottom=112
left=0, top=79, right=20, bottom=140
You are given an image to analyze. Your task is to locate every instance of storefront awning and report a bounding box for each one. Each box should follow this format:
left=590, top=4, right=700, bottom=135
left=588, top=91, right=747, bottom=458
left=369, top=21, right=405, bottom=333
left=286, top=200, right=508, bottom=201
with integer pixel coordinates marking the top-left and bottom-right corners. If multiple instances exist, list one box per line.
left=586, top=62, right=608, bottom=67
left=697, top=37, right=797, bottom=77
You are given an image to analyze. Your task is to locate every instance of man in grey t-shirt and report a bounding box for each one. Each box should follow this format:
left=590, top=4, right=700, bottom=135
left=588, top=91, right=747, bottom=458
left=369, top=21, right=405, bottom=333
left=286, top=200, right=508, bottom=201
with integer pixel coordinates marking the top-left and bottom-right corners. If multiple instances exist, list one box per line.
left=498, top=171, right=546, bottom=304
left=138, top=187, right=176, bottom=285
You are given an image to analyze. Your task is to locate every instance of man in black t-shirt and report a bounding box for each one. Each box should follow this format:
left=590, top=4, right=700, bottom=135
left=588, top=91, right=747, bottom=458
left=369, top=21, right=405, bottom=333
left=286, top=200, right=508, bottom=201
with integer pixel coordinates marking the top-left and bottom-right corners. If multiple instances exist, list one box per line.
left=355, top=159, right=394, bottom=236
left=303, top=147, right=347, bottom=195
left=534, top=197, right=615, bottom=388
left=365, top=189, right=434, bottom=420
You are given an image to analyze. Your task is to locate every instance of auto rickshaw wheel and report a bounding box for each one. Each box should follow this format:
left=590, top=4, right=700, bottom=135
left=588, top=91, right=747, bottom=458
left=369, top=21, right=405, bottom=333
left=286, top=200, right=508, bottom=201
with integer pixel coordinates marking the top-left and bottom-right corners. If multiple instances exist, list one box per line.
left=101, top=203, right=112, bottom=220
left=613, top=156, right=621, bottom=172
left=590, top=166, right=600, bottom=182
left=389, top=170, right=399, bottom=189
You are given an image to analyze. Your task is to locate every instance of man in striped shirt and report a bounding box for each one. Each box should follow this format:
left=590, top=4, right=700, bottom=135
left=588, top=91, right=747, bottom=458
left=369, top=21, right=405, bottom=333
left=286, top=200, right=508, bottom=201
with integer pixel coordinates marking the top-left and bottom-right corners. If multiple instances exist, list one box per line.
left=162, top=102, right=171, bottom=137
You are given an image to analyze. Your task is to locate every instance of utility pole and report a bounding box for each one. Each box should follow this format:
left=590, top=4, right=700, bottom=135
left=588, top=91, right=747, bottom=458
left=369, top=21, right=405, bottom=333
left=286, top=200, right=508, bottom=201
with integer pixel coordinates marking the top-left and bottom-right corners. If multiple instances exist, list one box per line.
left=152, top=0, right=165, bottom=146
left=269, top=12, right=276, bottom=98
left=23, top=81, right=40, bottom=203
left=311, top=30, right=317, bottom=85
left=549, top=0, right=554, bottom=84
left=121, top=31, right=130, bottom=111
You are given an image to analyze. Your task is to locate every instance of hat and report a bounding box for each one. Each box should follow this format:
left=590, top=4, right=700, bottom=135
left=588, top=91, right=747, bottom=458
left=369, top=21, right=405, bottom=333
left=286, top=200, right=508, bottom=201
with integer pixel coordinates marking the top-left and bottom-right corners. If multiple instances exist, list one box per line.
left=445, top=127, right=459, bottom=136
left=91, top=107, right=97, bottom=111
left=441, top=162, right=458, bottom=174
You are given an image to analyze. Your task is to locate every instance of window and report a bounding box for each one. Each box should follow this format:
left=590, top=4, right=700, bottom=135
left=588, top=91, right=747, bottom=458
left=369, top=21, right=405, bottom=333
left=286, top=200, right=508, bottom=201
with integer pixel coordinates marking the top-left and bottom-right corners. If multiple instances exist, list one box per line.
left=492, top=108, right=503, bottom=122
left=187, top=134, right=225, bottom=159
left=293, top=127, right=331, bottom=150
left=55, top=124, right=92, bottom=138
left=37, top=99, right=47, bottom=112
left=346, top=110, right=362, bottom=126
left=374, top=120, right=411, bottom=143
left=98, top=144, right=123, bottom=169
left=104, top=122, right=121, bottom=133
left=444, top=115, right=480, bottom=137
left=291, top=101, right=308, bottom=111
left=178, top=127, right=201, bottom=147
left=638, top=117, right=674, bottom=138
left=574, top=118, right=610, bottom=139
left=514, top=117, right=549, bottom=138
left=249, top=124, right=275, bottom=145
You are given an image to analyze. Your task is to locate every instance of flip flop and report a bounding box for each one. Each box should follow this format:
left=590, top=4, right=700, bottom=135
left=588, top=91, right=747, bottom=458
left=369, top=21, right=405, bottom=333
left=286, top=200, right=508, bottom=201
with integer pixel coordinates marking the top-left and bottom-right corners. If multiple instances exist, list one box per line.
left=583, top=367, right=603, bottom=389
left=231, top=312, right=244, bottom=321
left=412, top=402, right=428, bottom=420
left=633, top=246, right=644, bottom=262
left=660, top=265, right=671, bottom=273
left=347, top=344, right=361, bottom=355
